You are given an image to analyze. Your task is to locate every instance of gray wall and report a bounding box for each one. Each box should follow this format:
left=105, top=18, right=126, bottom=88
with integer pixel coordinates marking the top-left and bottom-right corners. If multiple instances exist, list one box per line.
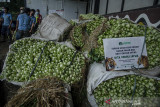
left=124, top=0, right=154, bottom=11
left=0, top=0, right=10, bottom=2
left=99, top=0, right=107, bottom=15
left=64, top=1, right=87, bottom=20
left=107, top=0, right=122, bottom=14
left=48, top=0, right=60, bottom=10
left=158, top=0, right=160, bottom=4
left=26, top=0, right=87, bottom=20
left=90, top=0, right=157, bottom=14
left=26, top=0, right=48, bottom=18
left=91, top=0, right=95, bottom=13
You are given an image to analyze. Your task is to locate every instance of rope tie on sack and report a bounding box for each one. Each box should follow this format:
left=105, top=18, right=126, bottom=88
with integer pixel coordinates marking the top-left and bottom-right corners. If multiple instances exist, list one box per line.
left=27, top=40, right=56, bottom=82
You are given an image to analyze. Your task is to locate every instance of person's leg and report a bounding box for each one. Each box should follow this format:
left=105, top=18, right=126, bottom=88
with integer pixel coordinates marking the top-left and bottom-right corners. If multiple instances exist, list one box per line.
left=20, top=31, right=24, bottom=39
left=23, top=30, right=30, bottom=38
left=0, top=25, right=2, bottom=39
left=16, top=30, right=22, bottom=40
left=1, top=26, right=7, bottom=42
left=6, top=27, right=12, bottom=42
left=35, top=23, right=39, bottom=31
left=11, top=27, right=16, bottom=41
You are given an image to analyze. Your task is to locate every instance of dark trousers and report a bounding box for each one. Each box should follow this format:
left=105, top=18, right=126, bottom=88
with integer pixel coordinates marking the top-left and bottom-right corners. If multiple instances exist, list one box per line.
left=35, top=23, right=39, bottom=31
left=16, top=30, right=30, bottom=40
left=0, top=25, right=1, bottom=37
left=1, top=25, right=11, bottom=41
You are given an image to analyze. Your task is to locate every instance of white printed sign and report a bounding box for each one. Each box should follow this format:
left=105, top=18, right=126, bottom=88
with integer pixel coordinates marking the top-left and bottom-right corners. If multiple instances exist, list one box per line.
left=103, top=36, right=148, bottom=71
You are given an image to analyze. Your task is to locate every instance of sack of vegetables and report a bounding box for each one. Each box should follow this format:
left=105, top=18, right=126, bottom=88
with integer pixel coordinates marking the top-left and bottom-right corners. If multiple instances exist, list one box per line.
left=89, top=18, right=160, bottom=69
left=6, top=77, right=73, bottom=107
left=87, top=63, right=160, bottom=107
left=79, top=13, right=101, bottom=21
left=0, top=37, right=86, bottom=86
left=70, top=14, right=107, bottom=52
left=32, top=13, right=71, bottom=41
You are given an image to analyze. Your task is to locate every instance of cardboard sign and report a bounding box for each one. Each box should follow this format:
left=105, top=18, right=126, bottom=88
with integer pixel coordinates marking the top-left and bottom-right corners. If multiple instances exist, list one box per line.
left=103, top=36, right=148, bottom=71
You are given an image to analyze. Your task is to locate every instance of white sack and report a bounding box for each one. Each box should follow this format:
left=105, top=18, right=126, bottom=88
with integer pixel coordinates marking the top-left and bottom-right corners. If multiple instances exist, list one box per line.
left=87, top=62, right=160, bottom=107
left=32, top=13, right=71, bottom=41
left=0, top=37, right=75, bottom=86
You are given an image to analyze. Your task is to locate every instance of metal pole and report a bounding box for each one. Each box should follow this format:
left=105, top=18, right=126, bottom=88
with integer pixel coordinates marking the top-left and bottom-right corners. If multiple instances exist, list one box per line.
left=90, top=0, right=93, bottom=13
left=153, top=0, right=158, bottom=6
left=105, top=0, right=109, bottom=14
left=46, top=0, right=48, bottom=15
left=94, top=0, right=100, bottom=14
left=121, top=0, right=125, bottom=12
left=62, top=0, right=64, bottom=9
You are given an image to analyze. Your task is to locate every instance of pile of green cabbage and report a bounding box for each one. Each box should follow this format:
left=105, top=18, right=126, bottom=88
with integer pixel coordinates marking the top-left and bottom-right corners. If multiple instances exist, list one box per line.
left=70, top=17, right=106, bottom=49
left=71, top=25, right=84, bottom=48
left=69, top=20, right=77, bottom=26
left=86, top=17, right=106, bottom=35
left=1, top=38, right=85, bottom=85
left=89, top=18, right=160, bottom=68
left=79, top=13, right=100, bottom=20
left=94, top=75, right=160, bottom=107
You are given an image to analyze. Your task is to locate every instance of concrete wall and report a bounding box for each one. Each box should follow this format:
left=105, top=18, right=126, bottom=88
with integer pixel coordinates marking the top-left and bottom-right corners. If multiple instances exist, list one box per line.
left=87, top=0, right=95, bottom=13
left=99, top=0, right=107, bottom=15
left=64, top=1, right=87, bottom=20
left=48, top=0, right=61, bottom=10
left=158, top=0, right=160, bottom=4
left=26, top=0, right=87, bottom=20
left=91, top=0, right=95, bottom=13
left=107, top=0, right=122, bottom=14
left=124, top=0, right=154, bottom=11
left=26, top=0, right=48, bottom=18
left=90, top=0, right=157, bottom=14
left=27, top=0, right=63, bottom=17
left=0, top=0, right=9, bottom=2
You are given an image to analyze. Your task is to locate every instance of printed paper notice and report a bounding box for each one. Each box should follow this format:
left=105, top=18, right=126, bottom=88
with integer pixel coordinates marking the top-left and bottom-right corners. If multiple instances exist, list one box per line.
left=103, top=37, right=148, bottom=71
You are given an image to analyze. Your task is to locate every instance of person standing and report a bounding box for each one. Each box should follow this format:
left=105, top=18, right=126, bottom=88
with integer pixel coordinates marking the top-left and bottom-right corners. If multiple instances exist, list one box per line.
left=0, top=7, right=12, bottom=42
left=29, top=9, right=36, bottom=34
left=0, top=10, right=3, bottom=17
left=19, top=7, right=24, bottom=14
left=0, top=7, right=4, bottom=17
left=35, top=9, right=42, bottom=30
left=15, top=8, right=30, bottom=40
left=0, top=7, right=4, bottom=39
left=0, top=10, right=3, bottom=38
